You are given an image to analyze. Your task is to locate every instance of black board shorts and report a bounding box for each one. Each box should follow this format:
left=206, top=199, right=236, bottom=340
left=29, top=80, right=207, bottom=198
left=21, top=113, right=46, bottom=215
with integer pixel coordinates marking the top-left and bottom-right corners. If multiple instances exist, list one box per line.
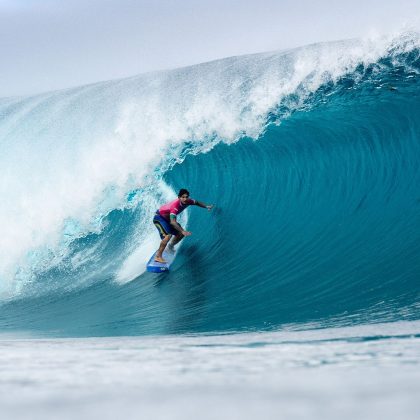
left=153, top=212, right=178, bottom=239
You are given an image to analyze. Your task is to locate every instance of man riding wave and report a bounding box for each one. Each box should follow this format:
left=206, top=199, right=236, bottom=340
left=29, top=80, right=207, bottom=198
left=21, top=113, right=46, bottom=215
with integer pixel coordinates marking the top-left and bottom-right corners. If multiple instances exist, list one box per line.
left=153, top=189, right=213, bottom=263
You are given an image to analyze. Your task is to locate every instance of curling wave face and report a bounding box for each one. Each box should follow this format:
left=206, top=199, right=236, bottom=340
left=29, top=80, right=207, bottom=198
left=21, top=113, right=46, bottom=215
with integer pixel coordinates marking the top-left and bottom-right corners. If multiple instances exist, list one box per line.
left=0, top=33, right=419, bottom=336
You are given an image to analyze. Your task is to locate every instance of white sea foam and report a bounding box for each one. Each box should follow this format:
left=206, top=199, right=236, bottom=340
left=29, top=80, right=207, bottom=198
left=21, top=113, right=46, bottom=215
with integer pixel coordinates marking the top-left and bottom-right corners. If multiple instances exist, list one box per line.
left=0, top=321, right=419, bottom=420
left=0, top=32, right=418, bottom=297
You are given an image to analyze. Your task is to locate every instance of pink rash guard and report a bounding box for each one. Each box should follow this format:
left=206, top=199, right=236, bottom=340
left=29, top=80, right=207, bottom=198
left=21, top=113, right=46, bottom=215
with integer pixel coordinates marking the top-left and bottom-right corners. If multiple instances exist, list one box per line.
left=158, top=198, right=196, bottom=221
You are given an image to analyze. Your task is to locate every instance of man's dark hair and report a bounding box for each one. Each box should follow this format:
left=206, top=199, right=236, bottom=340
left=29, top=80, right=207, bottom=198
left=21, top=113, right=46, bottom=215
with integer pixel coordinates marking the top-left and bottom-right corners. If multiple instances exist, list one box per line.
left=178, top=188, right=190, bottom=197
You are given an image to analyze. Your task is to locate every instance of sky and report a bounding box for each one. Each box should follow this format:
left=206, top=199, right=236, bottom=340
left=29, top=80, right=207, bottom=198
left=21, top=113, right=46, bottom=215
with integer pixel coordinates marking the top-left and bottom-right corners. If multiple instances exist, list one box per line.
left=1, top=0, right=419, bottom=97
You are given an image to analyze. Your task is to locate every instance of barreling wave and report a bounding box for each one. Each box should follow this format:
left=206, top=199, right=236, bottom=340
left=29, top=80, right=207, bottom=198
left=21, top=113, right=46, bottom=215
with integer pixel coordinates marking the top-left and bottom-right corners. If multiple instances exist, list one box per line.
left=0, top=32, right=419, bottom=337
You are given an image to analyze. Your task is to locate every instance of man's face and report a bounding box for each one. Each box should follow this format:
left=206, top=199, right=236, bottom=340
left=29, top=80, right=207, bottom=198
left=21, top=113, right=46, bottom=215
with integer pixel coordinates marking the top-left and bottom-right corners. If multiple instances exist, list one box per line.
left=180, top=194, right=189, bottom=204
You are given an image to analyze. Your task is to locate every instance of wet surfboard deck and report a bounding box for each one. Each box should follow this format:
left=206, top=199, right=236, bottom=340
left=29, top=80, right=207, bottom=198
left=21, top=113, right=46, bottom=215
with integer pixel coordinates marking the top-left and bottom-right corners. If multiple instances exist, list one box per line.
left=146, top=249, right=176, bottom=273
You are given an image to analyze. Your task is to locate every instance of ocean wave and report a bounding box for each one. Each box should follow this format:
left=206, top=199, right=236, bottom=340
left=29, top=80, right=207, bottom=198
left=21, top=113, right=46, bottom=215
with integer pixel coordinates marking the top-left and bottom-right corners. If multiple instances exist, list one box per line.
left=0, top=33, right=419, bottom=336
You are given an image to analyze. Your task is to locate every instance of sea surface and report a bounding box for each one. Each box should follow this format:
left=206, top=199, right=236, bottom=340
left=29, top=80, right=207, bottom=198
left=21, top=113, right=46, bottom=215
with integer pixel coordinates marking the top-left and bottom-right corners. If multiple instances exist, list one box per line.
left=1, top=322, right=420, bottom=419
left=0, top=32, right=419, bottom=418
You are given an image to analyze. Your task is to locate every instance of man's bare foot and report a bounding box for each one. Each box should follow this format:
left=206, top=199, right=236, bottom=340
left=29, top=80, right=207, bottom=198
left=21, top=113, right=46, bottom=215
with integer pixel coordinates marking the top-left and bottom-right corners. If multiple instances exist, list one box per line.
left=155, top=256, right=167, bottom=263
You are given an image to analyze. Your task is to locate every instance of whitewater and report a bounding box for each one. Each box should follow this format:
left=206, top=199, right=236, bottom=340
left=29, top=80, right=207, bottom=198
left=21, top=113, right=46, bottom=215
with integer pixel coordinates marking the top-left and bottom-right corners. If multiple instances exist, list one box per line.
left=0, top=32, right=419, bottom=419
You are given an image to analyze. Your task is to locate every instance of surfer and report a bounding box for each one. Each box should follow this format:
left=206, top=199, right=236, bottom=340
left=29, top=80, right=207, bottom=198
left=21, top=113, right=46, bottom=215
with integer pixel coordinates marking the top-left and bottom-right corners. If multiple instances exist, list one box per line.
left=153, top=189, right=213, bottom=263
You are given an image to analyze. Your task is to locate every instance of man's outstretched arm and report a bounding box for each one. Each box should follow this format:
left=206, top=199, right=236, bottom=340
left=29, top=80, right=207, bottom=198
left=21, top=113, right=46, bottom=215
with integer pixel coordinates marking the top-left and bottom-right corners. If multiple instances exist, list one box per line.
left=194, top=201, right=214, bottom=210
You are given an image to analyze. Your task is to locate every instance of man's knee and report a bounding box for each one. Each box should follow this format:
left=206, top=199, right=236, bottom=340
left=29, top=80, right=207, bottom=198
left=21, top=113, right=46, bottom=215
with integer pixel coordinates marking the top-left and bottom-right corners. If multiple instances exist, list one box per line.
left=162, top=234, right=172, bottom=243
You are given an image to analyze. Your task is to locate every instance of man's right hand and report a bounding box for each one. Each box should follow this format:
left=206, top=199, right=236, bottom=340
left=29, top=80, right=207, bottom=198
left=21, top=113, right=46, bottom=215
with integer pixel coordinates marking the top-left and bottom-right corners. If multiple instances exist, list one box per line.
left=182, top=230, right=192, bottom=236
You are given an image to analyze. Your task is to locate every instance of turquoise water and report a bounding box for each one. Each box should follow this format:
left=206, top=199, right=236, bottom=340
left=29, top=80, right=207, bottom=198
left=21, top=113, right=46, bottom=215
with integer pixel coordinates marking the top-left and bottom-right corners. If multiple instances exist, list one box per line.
left=0, top=33, right=419, bottom=419
left=0, top=34, right=419, bottom=336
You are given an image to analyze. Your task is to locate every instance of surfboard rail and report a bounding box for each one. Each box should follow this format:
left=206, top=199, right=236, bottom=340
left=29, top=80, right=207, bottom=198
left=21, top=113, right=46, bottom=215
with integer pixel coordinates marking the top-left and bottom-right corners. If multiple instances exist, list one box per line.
left=146, top=250, right=176, bottom=273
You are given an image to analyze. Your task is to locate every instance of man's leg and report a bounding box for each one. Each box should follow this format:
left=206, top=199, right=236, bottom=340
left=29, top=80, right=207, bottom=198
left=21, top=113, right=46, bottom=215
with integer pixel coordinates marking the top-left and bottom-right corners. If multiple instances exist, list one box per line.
left=155, top=234, right=172, bottom=262
left=168, top=232, right=184, bottom=251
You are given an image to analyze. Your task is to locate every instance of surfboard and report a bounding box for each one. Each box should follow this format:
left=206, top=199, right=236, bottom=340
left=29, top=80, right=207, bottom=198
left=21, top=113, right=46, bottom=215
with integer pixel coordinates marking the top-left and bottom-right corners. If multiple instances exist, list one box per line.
left=146, top=249, right=176, bottom=273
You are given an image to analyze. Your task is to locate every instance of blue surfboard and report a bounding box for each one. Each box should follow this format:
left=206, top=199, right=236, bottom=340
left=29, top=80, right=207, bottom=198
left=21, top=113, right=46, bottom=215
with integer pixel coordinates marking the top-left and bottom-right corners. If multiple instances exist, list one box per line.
left=146, top=249, right=176, bottom=273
